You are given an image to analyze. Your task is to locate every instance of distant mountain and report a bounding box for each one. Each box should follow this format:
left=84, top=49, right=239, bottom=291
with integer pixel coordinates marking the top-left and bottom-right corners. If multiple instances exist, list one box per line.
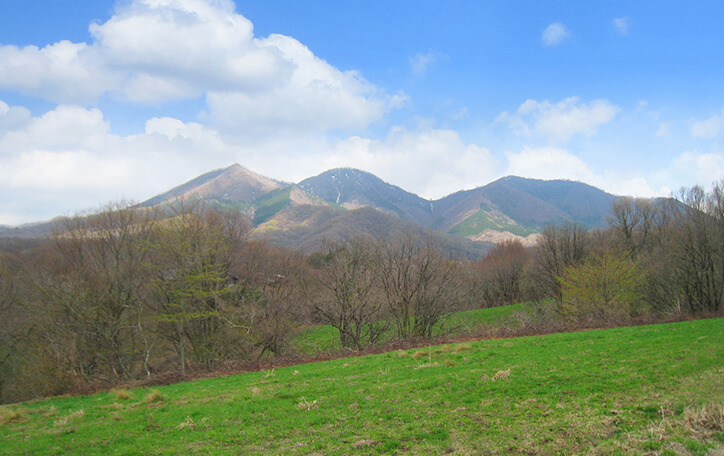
left=139, top=164, right=283, bottom=208
left=253, top=205, right=492, bottom=259
left=2, top=163, right=641, bottom=257
left=298, top=168, right=436, bottom=226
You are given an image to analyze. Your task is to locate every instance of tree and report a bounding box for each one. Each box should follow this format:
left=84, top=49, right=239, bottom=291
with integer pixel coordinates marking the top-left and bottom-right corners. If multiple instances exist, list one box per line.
left=471, top=240, right=531, bottom=308
left=529, top=223, right=590, bottom=303
left=234, top=241, right=311, bottom=357
left=146, top=203, right=252, bottom=371
left=376, top=232, right=463, bottom=338
left=560, top=251, right=645, bottom=321
left=21, top=202, right=157, bottom=383
left=313, top=238, right=388, bottom=349
left=609, top=197, right=659, bottom=260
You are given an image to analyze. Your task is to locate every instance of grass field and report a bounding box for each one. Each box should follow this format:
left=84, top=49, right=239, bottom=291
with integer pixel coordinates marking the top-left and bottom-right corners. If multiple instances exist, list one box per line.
left=292, top=302, right=531, bottom=354
left=1, top=318, right=722, bottom=455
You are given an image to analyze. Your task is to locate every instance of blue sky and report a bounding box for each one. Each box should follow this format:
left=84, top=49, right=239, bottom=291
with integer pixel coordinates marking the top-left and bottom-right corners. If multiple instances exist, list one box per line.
left=0, top=0, right=722, bottom=224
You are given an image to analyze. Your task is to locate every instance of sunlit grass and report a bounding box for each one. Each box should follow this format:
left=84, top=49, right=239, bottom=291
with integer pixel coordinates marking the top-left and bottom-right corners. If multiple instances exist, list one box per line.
left=0, top=318, right=721, bottom=455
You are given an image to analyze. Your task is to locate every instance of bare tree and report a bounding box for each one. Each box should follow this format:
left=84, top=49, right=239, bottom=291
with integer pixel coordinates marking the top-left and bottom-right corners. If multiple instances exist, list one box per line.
left=471, top=240, right=532, bottom=308
left=529, top=223, right=590, bottom=303
left=376, top=232, right=463, bottom=338
left=234, top=241, right=311, bottom=357
left=20, top=202, right=157, bottom=383
left=313, top=238, right=388, bottom=349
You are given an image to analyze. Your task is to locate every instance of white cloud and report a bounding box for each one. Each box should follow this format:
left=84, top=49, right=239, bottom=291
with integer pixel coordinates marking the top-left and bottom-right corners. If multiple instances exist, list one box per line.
left=613, top=17, right=631, bottom=35
left=542, top=22, right=570, bottom=46
left=671, top=151, right=724, bottom=185
left=0, top=101, right=31, bottom=133
left=505, top=146, right=659, bottom=197
left=497, top=97, right=620, bottom=142
left=0, top=0, right=394, bottom=134
left=409, top=52, right=440, bottom=76
left=318, top=127, right=497, bottom=199
left=691, top=109, right=724, bottom=138
left=0, top=103, right=494, bottom=223
left=505, top=146, right=593, bottom=182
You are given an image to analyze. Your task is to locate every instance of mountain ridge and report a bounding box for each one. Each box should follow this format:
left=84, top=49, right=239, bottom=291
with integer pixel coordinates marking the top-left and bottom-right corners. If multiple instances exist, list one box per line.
left=1, top=163, right=639, bottom=257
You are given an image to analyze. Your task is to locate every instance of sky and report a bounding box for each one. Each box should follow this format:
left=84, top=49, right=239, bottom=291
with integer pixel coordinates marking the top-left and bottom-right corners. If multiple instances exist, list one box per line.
left=0, top=0, right=723, bottom=225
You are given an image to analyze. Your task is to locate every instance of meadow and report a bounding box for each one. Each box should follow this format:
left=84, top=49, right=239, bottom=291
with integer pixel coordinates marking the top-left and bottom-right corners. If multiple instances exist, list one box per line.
left=1, top=317, right=722, bottom=455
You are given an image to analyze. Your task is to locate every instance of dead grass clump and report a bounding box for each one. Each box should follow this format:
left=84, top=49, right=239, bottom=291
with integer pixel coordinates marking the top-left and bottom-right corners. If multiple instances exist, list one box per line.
left=396, top=350, right=407, bottom=358
left=683, top=403, right=724, bottom=434
left=0, top=406, right=25, bottom=425
left=411, top=351, right=426, bottom=359
left=248, top=386, right=262, bottom=396
left=443, top=359, right=456, bottom=367
left=112, top=388, right=132, bottom=401
left=491, top=369, right=511, bottom=381
left=144, top=389, right=164, bottom=404
left=53, top=409, right=84, bottom=427
left=297, top=399, right=318, bottom=411
left=177, top=416, right=210, bottom=430
left=435, top=345, right=454, bottom=354
left=454, top=343, right=472, bottom=352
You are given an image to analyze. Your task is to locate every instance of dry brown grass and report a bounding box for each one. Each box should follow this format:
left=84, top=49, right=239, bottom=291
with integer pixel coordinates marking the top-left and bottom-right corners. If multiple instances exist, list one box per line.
left=144, top=389, right=164, bottom=404
left=683, top=402, right=724, bottom=434
left=454, top=343, right=472, bottom=352
left=411, top=350, right=426, bottom=358
left=491, top=369, right=511, bottom=381
left=112, top=388, right=132, bottom=401
left=53, top=409, right=84, bottom=427
left=0, top=406, right=25, bottom=425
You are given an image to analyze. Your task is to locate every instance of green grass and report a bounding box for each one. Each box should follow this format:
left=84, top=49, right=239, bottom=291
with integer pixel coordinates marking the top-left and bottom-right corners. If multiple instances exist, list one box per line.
left=1, top=318, right=722, bottom=455
left=293, top=302, right=530, bottom=354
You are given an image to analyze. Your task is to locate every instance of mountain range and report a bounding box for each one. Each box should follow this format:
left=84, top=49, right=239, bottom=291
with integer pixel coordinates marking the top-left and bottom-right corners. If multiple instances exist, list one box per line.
left=1, top=163, right=628, bottom=257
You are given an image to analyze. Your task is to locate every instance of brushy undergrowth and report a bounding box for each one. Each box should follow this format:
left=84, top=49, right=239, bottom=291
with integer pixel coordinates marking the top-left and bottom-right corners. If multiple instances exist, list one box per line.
left=0, top=318, right=721, bottom=455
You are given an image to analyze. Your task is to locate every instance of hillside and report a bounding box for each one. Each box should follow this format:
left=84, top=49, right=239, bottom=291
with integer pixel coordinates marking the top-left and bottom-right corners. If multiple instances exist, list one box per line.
left=1, top=318, right=721, bottom=455
left=253, top=205, right=493, bottom=258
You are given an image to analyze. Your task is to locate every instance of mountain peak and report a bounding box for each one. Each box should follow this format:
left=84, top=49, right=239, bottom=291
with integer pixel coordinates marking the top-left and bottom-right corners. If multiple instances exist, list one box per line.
left=139, top=164, right=281, bottom=207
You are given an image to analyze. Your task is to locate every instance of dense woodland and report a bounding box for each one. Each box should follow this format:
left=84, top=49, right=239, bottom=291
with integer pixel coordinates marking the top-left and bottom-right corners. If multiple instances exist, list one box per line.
left=0, top=182, right=722, bottom=404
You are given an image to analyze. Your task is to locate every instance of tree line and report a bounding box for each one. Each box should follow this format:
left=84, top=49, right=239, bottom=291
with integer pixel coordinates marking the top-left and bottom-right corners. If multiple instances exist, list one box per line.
left=0, top=181, right=722, bottom=403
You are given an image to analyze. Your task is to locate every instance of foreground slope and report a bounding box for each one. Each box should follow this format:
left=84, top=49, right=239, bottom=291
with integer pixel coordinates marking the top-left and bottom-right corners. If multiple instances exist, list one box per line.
left=2, top=318, right=721, bottom=455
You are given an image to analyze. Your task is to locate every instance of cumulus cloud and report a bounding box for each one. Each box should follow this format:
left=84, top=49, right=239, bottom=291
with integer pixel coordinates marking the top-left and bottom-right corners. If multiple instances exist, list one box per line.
left=0, top=0, right=394, bottom=134
left=613, top=17, right=631, bottom=35
left=504, top=146, right=659, bottom=197
left=671, top=151, right=724, bottom=185
left=0, top=101, right=31, bottom=133
left=318, top=126, right=497, bottom=199
left=691, top=109, right=724, bottom=138
left=542, top=22, right=570, bottom=46
left=0, top=103, right=494, bottom=223
left=496, top=97, right=620, bottom=142
left=505, top=146, right=592, bottom=182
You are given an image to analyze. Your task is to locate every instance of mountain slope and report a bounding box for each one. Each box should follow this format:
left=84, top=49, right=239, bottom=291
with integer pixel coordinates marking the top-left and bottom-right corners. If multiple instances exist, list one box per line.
left=298, top=168, right=437, bottom=226
left=253, top=205, right=493, bottom=258
left=139, top=164, right=282, bottom=208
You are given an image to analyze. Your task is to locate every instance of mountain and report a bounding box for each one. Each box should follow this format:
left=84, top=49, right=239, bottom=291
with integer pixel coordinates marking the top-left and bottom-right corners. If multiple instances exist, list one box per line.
left=431, top=176, right=617, bottom=244
left=139, top=164, right=283, bottom=208
left=253, top=205, right=492, bottom=259
left=1, top=163, right=634, bottom=257
left=298, top=170, right=618, bottom=245
left=298, top=168, right=437, bottom=226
